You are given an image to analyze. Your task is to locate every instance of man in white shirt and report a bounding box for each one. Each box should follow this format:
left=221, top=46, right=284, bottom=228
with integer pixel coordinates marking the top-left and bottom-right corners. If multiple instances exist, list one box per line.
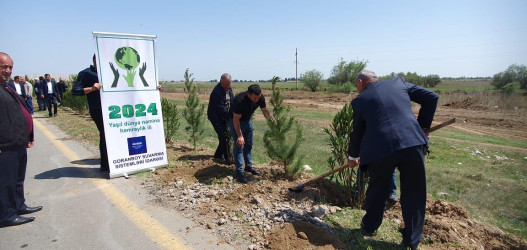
left=38, top=74, right=59, bottom=117
left=12, top=76, right=25, bottom=96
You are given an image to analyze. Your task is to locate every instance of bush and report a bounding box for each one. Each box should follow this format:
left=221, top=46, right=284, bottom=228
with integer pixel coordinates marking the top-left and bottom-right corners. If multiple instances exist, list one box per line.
left=61, top=74, right=88, bottom=114
left=301, top=69, right=323, bottom=92
left=161, top=98, right=180, bottom=143
left=501, top=82, right=521, bottom=95
left=492, top=64, right=527, bottom=89
left=323, top=103, right=366, bottom=206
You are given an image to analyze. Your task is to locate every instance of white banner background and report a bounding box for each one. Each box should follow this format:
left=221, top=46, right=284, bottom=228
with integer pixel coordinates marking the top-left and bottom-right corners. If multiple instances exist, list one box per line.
left=93, top=32, right=168, bottom=178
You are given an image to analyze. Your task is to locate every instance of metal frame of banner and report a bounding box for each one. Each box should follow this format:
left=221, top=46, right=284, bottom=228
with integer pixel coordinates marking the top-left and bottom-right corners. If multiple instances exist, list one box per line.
left=110, top=164, right=169, bottom=179
left=93, top=31, right=157, bottom=39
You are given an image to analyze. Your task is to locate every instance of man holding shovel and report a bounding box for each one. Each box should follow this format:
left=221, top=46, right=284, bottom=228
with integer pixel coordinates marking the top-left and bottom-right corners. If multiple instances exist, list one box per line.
left=348, top=70, right=438, bottom=250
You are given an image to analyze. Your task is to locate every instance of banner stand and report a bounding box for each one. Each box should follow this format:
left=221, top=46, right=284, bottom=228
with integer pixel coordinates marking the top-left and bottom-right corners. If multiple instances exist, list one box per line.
left=93, top=31, right=168, bottom=178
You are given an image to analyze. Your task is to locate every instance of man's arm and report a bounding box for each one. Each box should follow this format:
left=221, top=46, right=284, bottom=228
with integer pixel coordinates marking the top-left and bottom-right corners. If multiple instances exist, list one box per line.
left=348, top=100, right=364, bottom=159
left=405, top=82, right=439, bottom=129
left=72, top=72, right=101, bottom=96
left=210, top=87, right=229, bottom=119
left=261, top=107, right=271, bottom=120
left=233, top=113, right=244, bottom=147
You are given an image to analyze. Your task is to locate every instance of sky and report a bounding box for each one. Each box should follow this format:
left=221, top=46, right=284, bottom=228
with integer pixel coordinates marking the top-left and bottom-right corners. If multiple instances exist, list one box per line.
left=3, top=0, right=526, bottom=81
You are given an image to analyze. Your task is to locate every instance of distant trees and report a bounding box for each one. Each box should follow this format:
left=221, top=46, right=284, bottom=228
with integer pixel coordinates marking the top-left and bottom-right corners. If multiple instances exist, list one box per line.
left=492, top=64, right=527, bottom=90
left=327, top=58, right=367, bottom=86
left=301, top=69, right=323, bottom=92
left=380, top=72, right=441, bottom=87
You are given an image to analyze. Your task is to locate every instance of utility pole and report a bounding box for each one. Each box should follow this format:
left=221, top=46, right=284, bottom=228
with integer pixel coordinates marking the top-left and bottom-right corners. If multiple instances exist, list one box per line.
left=295, top=48, right=298, bottom=89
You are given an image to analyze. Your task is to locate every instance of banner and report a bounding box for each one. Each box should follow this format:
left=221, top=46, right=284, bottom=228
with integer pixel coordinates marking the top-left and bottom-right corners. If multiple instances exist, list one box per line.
left=93, top=32, right=168, bottom=178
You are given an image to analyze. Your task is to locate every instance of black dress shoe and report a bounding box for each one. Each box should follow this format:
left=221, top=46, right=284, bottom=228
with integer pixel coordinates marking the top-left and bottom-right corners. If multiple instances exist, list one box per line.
left=236, top=172, right=248, bottom=183
left=19, top=206, right=43, bottom=215
left=245, top=168, right=261, bottom=175
left=386, top=194, right=399, bottom=204
left=0, top=216, right=35, bottom=228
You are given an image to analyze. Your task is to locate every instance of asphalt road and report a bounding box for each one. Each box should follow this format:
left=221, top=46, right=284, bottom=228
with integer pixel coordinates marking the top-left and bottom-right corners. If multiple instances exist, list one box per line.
left=0, top=114, right=233, bottom=250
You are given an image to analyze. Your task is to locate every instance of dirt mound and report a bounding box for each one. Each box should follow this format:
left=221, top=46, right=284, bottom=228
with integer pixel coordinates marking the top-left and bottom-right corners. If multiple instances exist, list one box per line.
left=267, top=221, right=346, bottom=249
left=443, top=97, right=475, bottom=109
left=427, top=199, right=469, bottom=219
left=424, top=200, right=527, bottom=250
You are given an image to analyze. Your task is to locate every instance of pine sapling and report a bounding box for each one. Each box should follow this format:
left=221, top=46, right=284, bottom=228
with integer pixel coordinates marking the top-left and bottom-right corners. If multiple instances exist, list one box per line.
left=182, top=68, right=205, bottom=150
left=263, top=76, right=304, bottom=180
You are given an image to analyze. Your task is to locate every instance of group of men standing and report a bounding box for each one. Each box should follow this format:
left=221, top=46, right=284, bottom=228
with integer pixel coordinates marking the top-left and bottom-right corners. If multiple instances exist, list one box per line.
left=5, top=73, right=67, bottom=118
left=207, top=73, right=270, bottom=184
left=207, top=71, right=438, bottom=249
left=34, top=74, right=67, bottom=117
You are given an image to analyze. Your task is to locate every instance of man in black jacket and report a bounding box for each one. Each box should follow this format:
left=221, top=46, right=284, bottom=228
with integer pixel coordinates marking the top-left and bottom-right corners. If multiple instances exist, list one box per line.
left=34, top=77, right=45, bottom=111
left=57, top=79, right=67, bottom=102
left=0, top=52, right=42, bottom=228
left=207, top=73, right=234, bottom=164
left=72, top=55, right=109, bottom=172
left=39, top=73, right=60, bottom=117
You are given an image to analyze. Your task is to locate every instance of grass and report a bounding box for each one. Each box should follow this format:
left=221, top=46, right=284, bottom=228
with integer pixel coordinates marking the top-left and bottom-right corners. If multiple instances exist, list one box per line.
left=425, top=132, right=527, bottom=239
left=49, top=82, right=527, bottom=243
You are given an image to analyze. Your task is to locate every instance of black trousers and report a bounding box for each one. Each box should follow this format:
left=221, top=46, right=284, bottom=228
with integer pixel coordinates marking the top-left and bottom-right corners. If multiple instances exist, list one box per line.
left=0, top=147, right=28, bottom=223
left=36, top=94, right=45, bottom=111
left=361, top=145, right=426, bottom=248
left=90, top=108, right=109, bottom=171
left=46, top=95, right=58, bottom=116
left=210, top=118, right=230, bottom=160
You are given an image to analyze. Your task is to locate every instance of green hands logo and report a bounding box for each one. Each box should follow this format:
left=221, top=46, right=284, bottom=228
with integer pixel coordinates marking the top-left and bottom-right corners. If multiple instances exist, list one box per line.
left=110, top=46, right=149, bottom=88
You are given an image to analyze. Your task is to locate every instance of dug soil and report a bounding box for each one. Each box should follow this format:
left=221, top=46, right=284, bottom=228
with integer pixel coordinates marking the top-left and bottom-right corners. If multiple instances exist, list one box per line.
left=143, top=147, right=527, bottom=249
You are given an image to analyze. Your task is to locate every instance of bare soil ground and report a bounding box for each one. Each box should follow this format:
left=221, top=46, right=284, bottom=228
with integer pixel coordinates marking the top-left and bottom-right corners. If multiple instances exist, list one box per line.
left=148, top=90, right=527, bottom=249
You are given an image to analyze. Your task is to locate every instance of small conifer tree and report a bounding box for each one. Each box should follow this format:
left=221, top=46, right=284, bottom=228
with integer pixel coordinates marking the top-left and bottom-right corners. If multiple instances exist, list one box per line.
left=263, top=76, right=304, bottom=180
left=182, top=69, right=205, bottom=149
left=161, top=98, right=180, bottom=143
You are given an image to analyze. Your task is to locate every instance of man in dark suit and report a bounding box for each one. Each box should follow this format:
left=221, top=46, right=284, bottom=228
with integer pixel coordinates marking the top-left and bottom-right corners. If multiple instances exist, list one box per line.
left=207, top=73, right=234, bottom=164
left=34, top=77, right=45, bottom=111
left=57, top=79, right=67, bottom=102
left=39, top=73, right=60, bottom=117
left=347, top=70, right=438, bottom=250
left=0, top=52, right=42, bottom=228
left=72, top=55, right=110, bottom=172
